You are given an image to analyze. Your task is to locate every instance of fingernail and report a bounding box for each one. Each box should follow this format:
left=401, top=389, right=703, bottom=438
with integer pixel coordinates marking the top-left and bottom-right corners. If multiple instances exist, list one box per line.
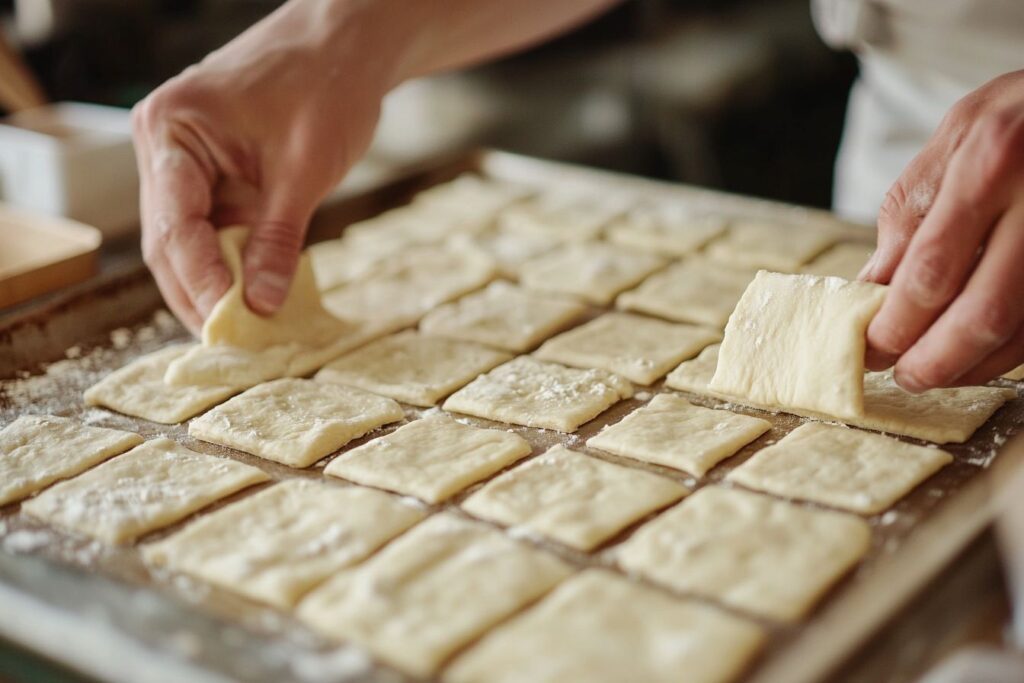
left=247, top=272, right=290, bottom=314
left=894, top=368, right=928, bottom=394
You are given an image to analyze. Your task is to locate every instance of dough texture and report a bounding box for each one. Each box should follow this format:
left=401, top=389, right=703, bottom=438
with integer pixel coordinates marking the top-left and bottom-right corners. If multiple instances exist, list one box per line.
left=413, top=174, right=533, bottom=223
left=588, top=394, right=770, bottom=477
left=706, top=220, right=839, bottom=272
left=325, top=415, right=532, bottom=503
left=535, top=312, right=720, bottom=385
left=0, top=415, right=143, bottom=506
left=709, top=272, right=887, bottom=420
left=462, top=446, right=686, bottom=551
left=728, top=422, right=952, bottom=514
left=616, top=257, right=755, bottom=328
left=618, top=486, right=870, bottom=621
left=419, top=280, right=588, bottom=353
left=84, top=344, right=239, bottom=424
left=189, top=378, right=403, bottom=468
left=801, top=242, right=874, bottom=280
left=22, top=438, right=269, bottom=544
left=297, top=513, right=571, bottom=678
left=443, top=356, right=633, bottom=432
left=1004, top=365, right=1024, bottom=381
left=448, top=231, right=561, bottom=280
left=445, top=570, right=765, bottom=683
left=497, top=195, right=619, bottom=243
left=315, top=331, right=511, bottom=407
left=142, top=479, right=424, bottom=608
left=519, top=242, right=665, bottom=305
left=605, top=204, right=726, bottom=256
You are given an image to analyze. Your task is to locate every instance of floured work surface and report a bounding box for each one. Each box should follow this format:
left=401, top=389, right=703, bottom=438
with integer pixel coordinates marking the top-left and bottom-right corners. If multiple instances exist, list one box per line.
left=0, top=150, right=1022, bottom=683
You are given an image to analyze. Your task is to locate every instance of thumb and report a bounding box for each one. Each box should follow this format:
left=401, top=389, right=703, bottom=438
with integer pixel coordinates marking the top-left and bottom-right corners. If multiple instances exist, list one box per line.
left=242, top=210, right=310, bottom=315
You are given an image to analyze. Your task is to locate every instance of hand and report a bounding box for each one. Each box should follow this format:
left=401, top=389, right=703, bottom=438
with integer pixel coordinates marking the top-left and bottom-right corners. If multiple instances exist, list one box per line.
left=132, top=0, right=399, bottom=333
left=861, top=70, right=1024, bottom=391
left=917, top=648, right=1024, bottom=683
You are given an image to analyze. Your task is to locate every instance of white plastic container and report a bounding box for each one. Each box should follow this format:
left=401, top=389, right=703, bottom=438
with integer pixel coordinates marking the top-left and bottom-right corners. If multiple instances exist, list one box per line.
left=0, top=102, right=139, bottom=236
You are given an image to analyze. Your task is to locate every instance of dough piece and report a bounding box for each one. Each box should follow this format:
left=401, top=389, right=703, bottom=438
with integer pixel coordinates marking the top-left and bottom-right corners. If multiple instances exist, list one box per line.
left=325, top=415, right=532, bottom=503
left=588, top=394, right=770, bottom=477
left=801, top=242, right=874, bottom=280
left=1004, top=365, right=1024, bottom=381
left=322, top=244, right=497, bottom=332
left=413, top=174, right=534, bottom=222
left=519, top=242, right=665, bottom=305
left=462, top=446, right=686, bottom=551
left=616, top=257, right=756, bottom=328
left=142, top=480, right=424, bottom=608
left=0, top=415, right=143, bottom=506
left=443, top=356, right=633, bottom=432
left=297, top=513, right=571, bottom=678
left=618, top=486, right=870, bottom=621
left=728, top=422, right=952, bottom=514
left=189, top=378, right=403, bottom=467
left=84, top=344, right=239, bottom=424
left=668, top=344, right=1016, bottom=444
left=445, top=569, right=765, bottom=683
left=309, top=236, right=398, bottom=291
left=605, top=204, right=727, bottom=256
left=535, top=312, right=720, bottom=385
left=709, top=272, right=887, bottom=420
left=419, top=281, right=588, bottom=353
left=315, top=331, right=511, bottom=407
left=705, top=219, right=839, bottom=272
left=22, top=438, right=268, bottom=544
left=449, top=230, right=561, bottom=280
left=498, top=196, right=620, bottom=243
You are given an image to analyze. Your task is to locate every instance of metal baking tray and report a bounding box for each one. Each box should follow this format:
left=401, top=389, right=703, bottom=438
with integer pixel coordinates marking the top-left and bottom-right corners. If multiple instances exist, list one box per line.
left=1, top=150, right=1022, bottom=683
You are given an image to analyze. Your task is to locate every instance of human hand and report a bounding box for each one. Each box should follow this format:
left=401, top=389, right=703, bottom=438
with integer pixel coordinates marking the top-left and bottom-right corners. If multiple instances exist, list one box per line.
left=916, top=648, right=1024, bottom=683
left=860, top=70, right=1024, bottom=391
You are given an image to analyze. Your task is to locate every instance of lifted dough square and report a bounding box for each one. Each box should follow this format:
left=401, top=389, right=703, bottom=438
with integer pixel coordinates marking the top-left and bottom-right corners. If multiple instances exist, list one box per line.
left=709, top=272, right=887, bottom=420
left=297, top=513, right=571, bottom=678
left=315, top=331, right=511, bottom=407
left=618, top=486, right=870, bottom=622
left=616, top=257, right=755, bottom=328
left=143, top=479, right=424, bottom=608
left=801, top=242, right=874, bottom=280
left=446, top=569, right=765, bottom=683
left=605, top=204, right=726, bottom=256
left=535, top=312, right=720, bottom=385
left=84, top=345, right=239, bottom=424
left=520, top=242, right=665, bottom=305
left=588, top=394, right=770, bottom=477
left=0, top=415, right=143, bottom=506
left=443, top=356, right=633, bottom=432
left=189, top=378, right=403, bottom=468
left=325, top=415, right=532, bottom=503
left=462, top=446, right=686, bottom=551
left=419, top=281, right=588, bottom=353
left=705, top=220, right=839, bottom=272
left=728, top=422, right=952, bottom=514
left=21, top=438, right=268, bottom=544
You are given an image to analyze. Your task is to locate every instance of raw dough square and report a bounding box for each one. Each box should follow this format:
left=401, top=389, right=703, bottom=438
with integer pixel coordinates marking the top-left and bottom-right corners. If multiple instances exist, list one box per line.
left=534, top=312, right=720, bottom=385
left=605, top=204, right=727, bottom=256
left=727, top=422, right=952, bottom=514
left=665, top=343, right=721, bottom=394
left=445, top=570, right=765, bottom=683
left=1004, top=365, right=1024, bottom=381
left=705, top=220, right=839, bottom=272
left=588, top=394, right=770, bottom=477
left=618, top=486, right=870, bottom=621
left=322, top=244, right=497, bottom=332
left=315, top=331, right=511, bottom=407
left=325, top=415, right=532, bottom=503
left=0, top=415, right=143, bottom=506
left=443, top=356, right=633, bottom=432
left=498, top=195, right=620, bottom=243
left=462, top=446, right=686, bottom=551
left=84, top=344, right=239, bottom=424
left=419, top=281, right=588, bottom=353
left=21, top=438, right=269, bottom=544
left=413, top=174, right=533, bottom=222
left=297, top=513, right=571, bottom=678
left=448, top=231, right=561, bottom=280
left=709, top=272, right=887, bottom=420
left=801, top=242, right=874, bottom=280
left=143, top=479, right=424, bottom=608
left=519, top=242, right=665, bottom=305
left=189, top=378, right=403, bottom=468
left=616, top=257, right=756, bottom=328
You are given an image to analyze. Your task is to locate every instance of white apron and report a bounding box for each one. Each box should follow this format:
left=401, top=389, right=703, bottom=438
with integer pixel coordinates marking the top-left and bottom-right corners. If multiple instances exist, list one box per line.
left=813, top=0, right=1024, bottom=222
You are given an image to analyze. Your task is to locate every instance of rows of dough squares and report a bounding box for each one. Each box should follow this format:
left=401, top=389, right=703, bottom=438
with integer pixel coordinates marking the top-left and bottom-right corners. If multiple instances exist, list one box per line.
left=1, top=173, right=1014, bottom=683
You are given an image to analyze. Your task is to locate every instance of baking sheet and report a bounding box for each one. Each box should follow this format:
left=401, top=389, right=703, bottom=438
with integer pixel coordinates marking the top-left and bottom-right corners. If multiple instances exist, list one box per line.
left=1, top=150, right=1022, bottom=683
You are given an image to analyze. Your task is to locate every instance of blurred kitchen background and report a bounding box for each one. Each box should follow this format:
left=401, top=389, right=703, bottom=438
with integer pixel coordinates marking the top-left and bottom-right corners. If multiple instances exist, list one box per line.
left=0, top=0, right=857, bottom=212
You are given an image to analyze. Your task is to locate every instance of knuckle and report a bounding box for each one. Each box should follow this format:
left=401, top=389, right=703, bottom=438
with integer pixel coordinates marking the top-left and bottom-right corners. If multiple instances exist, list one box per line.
left=869, top=316, right=915, bottom=356
left=964, top=297, right=1016, bottom=345
left=974, top=110, right=1024, bottom=181
left=902, top=245, right=956, bottom=307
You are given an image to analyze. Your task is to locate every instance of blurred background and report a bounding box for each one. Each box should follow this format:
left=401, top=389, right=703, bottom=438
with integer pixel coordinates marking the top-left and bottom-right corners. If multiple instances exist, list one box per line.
left=0, top=0, right=857, bottom=211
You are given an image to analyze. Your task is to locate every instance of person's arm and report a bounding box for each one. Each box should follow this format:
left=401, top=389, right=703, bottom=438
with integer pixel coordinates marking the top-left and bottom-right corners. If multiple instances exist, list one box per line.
left=133, top=0, right=622, bottom=332
left=860, top=70, right=1024, bottom=391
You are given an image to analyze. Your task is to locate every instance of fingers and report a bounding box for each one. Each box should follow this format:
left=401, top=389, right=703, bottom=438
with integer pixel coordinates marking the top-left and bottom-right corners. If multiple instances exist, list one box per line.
left=241, top=183, right=314, bottom=314
left=951, top=322, right=1024, bottom=387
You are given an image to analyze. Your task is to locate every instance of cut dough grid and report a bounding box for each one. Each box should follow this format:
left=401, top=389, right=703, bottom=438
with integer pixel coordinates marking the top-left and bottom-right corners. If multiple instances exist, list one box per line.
left=1, top=167, right=1018, bottom=683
